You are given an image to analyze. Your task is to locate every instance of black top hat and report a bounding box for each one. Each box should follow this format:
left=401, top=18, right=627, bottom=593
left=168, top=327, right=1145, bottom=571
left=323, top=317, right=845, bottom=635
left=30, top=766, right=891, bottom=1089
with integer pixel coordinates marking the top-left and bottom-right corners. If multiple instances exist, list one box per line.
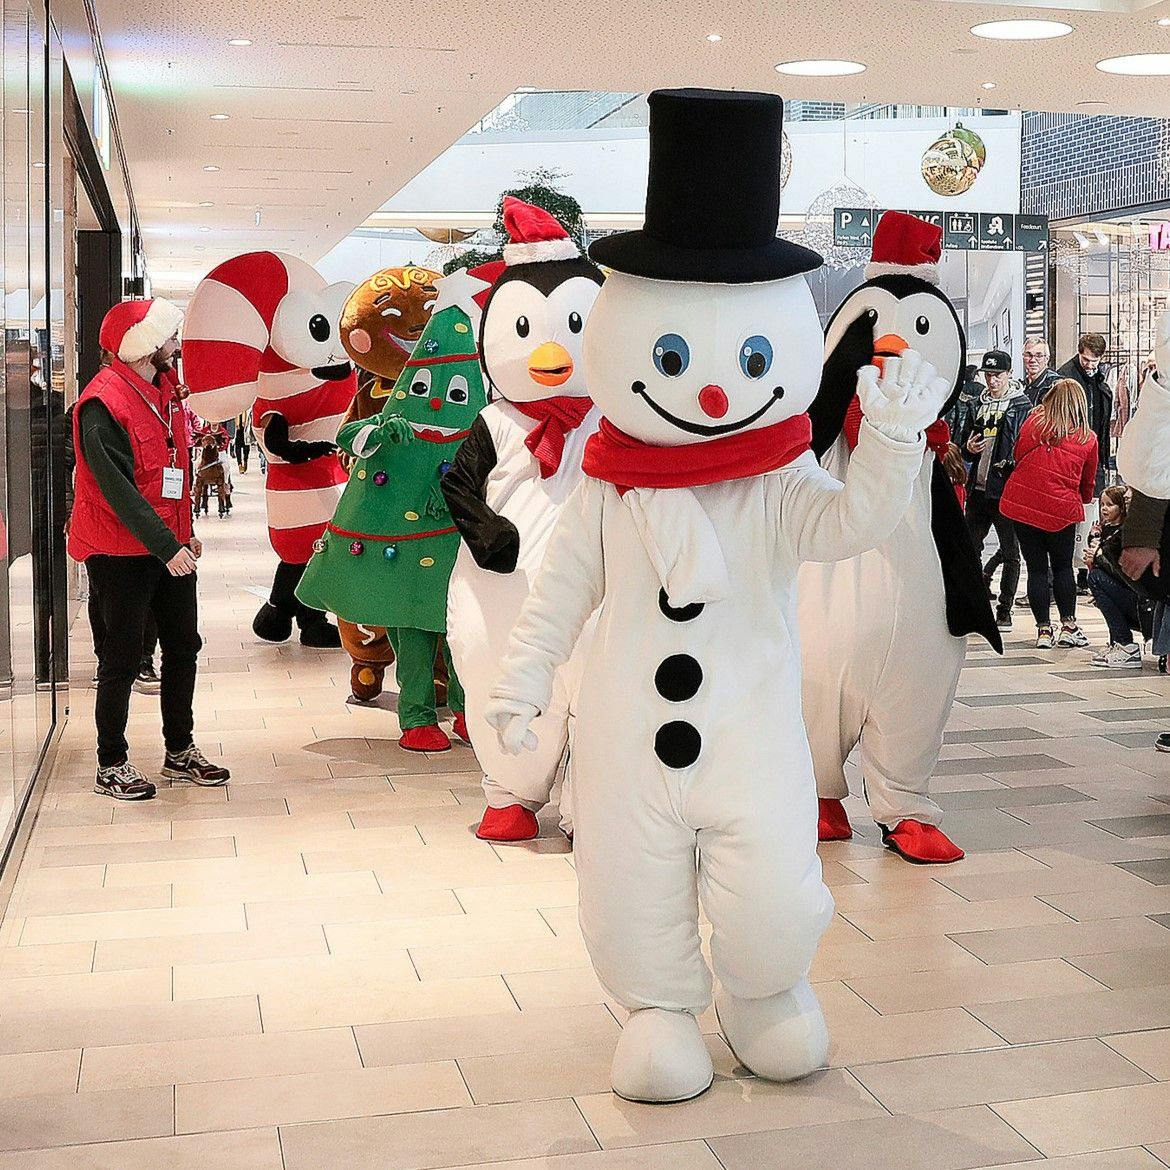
left=589, top=88, right=822, bottom=284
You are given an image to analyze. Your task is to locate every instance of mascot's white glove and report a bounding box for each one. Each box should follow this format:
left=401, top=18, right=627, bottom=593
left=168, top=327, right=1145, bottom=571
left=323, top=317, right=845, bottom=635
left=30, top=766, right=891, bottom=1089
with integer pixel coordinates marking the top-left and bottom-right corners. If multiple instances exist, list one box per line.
left=857, top=350, right=951, bottom=444
left=484, top=697, right=540, bottom=755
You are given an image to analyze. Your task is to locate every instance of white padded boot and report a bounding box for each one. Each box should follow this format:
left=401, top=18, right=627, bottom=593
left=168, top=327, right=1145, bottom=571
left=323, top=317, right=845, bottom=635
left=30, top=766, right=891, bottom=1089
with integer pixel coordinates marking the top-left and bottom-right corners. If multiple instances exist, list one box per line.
left=715, top=978, right=828, bottom=1082
left=611, top=1007, right=714, bottom=1103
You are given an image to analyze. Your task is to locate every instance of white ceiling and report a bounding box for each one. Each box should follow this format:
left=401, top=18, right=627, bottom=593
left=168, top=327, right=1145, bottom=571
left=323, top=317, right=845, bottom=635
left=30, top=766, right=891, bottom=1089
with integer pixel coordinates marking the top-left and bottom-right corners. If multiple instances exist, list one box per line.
left=97, top=0, right=1170, bottom=300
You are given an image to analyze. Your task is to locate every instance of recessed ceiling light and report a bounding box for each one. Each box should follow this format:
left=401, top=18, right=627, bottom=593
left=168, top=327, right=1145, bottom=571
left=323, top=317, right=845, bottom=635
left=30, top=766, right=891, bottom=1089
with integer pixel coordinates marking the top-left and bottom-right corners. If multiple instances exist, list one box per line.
left=202, top=165, right=220, bottom=172
left=516, top=85, right=537, bottom=93
left=775, top=59, right=866, bottom=76
left=706, top=33, right=722, bottom=42
left=1076, top=99, right=1108, bottom=107
left=971, top=19, right=1073, bottom=40
left=198, top=226, right=211, bottom=233
left=228, top=37, right=251, bottom=46
left=1097, top=53, right=1170, bottom=74
left=198, top=201, right=214, bottom=207
left=1158, top=16, right=1170, bottom=25
left=210, top=113, right=229, bottom=120
left=981, top=81, right=997, bottom=89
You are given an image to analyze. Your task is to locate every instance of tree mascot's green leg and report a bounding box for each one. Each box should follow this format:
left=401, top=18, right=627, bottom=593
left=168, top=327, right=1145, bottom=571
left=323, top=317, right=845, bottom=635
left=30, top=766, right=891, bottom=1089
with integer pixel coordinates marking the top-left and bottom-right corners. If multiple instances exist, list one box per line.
left=393, top=628, right=453, bottom=752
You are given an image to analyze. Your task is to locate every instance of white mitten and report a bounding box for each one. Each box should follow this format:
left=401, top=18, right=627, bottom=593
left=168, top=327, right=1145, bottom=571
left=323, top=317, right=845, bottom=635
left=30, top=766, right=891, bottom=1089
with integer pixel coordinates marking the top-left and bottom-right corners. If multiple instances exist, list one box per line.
left=857, top=350, right=951, bottom=443
left=1118, top=312, right=1170, bottom=498
left=484, top=696, right=540, bottom=755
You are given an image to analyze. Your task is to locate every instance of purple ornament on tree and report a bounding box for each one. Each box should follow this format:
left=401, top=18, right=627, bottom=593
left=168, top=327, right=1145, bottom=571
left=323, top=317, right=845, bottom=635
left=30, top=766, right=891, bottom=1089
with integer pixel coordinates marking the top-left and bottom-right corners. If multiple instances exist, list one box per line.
left=373, top=470, right=388, bottom=486
left=349, top=540, right=364, bottom=556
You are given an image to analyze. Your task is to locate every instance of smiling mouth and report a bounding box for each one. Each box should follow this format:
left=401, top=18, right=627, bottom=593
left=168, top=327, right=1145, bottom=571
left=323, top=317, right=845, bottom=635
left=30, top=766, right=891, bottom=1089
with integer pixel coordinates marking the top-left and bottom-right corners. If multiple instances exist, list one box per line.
left=631, top=381, right=786, bottom=436
left=313, top=361, right=353, bottom=381
left=408, top=420, right=463, bottom=437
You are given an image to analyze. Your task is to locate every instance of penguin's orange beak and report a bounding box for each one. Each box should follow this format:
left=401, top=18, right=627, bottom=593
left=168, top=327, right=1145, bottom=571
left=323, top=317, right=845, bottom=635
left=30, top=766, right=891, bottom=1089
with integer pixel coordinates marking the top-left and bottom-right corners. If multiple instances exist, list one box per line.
left=527, top=342, right=574, bottom=387
left=873, top=332, right=909, bottom=373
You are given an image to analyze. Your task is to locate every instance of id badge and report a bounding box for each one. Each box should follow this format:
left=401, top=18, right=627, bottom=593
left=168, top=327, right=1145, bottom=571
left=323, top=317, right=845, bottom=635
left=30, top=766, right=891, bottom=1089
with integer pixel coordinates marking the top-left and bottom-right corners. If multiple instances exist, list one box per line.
left=161, top=466, right=184, bottom=500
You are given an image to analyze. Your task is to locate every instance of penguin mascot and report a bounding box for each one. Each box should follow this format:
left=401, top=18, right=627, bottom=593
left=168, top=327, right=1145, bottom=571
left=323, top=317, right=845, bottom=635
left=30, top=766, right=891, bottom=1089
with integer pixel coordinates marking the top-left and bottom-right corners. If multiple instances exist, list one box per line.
left=798, top=210, right=1001, bottom=864
left=442, top=197, right=604, bottom=842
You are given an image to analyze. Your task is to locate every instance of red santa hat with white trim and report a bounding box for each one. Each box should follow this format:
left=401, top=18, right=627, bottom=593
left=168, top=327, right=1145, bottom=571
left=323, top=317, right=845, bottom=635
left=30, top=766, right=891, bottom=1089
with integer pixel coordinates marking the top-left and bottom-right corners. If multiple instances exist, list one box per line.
left=99, top=298, right=184, bottom=363
left=865, top=211, right=941, bottom=285
left=501, top=196, right=580, bottom=266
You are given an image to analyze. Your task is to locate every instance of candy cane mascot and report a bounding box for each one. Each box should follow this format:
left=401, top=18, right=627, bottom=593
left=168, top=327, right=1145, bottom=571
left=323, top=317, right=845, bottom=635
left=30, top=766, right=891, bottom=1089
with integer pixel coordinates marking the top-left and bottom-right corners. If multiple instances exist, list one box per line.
left=183, top=252, right=357, bottom=646
left=486, top=89, right=952, bottom=1103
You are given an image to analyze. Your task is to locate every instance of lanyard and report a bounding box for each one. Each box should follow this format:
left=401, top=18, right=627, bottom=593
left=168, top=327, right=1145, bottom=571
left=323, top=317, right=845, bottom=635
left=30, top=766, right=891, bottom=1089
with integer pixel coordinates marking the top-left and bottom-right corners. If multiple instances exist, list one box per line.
left=114, top=369, right=179, bottom=465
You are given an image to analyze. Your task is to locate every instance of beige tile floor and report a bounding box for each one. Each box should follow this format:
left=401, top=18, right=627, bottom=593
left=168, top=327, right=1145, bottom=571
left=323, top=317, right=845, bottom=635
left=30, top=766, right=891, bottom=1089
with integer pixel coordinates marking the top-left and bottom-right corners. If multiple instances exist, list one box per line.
left=1, top=478, right=1170, bottom=1168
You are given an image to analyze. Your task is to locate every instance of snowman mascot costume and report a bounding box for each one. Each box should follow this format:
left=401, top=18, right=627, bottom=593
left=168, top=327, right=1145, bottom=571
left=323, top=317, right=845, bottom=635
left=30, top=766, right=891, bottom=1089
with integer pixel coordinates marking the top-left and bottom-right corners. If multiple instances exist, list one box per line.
left=485, top=89, right=952, bottom=1104
left=443, top=198, right=604, bottom=843
left=799, top=211, right=1001, bottom=865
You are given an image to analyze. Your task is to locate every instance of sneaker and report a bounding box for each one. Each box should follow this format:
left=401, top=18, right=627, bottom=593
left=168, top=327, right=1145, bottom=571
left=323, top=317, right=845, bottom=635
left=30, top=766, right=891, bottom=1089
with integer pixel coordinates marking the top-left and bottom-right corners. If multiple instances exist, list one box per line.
left=132, top=663, right=161, bottom=695
left=1057, top=623, right=1089, bottom=648
left=1014, top=593, right=1031, bottom=610
left=95, top=761, right=156, bottom=801
left=996, top=607, right=1013, bottom=631
left=161, top=744, right=230, bottom=786
left=1091, top=642, right=1142, bottom=669
left=1036, top=625, right=1055, bottom=649
left=1157, top=732, right=1170, bottom=753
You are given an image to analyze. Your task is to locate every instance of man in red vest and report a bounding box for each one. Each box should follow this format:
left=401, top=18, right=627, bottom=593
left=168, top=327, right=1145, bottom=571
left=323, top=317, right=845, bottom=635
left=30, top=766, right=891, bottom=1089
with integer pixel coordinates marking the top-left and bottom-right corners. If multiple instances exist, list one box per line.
left=69, top=298, right=230, bottom=800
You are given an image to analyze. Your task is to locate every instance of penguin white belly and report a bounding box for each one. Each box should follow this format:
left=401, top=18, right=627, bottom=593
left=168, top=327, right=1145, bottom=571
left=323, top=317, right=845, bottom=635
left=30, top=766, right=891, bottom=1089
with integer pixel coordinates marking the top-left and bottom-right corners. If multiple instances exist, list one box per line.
left=447, top=403, right=598, bottom=810
left=797, top=439, right=964, bottom=826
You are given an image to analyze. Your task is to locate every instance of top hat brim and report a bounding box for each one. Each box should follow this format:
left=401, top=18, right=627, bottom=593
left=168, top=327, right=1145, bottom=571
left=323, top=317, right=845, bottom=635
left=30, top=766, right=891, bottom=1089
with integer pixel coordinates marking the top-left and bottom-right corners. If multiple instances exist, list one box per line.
left=589, top=230, right=822, bottom=284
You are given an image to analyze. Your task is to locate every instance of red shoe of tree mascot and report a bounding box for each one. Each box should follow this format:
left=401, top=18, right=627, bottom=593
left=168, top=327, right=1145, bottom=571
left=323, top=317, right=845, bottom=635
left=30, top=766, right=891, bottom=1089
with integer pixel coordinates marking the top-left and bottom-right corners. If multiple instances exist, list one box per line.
left=184, top=252, right=357, bottom=647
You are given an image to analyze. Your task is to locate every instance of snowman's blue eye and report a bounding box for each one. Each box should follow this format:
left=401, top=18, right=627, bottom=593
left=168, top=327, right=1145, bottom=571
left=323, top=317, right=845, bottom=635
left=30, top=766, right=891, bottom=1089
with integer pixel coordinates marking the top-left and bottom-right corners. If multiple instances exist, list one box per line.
left=652, top=333, right=690, bottom=378
left=739, top=336, right=773, bottom=379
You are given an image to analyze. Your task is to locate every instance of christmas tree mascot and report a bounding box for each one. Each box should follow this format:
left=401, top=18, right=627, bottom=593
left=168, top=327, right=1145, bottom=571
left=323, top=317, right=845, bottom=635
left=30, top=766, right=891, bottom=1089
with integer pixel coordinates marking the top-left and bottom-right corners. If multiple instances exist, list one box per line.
left=184, top=251, right=356, bottom=647
left=296, top=270, right=489, bottom=751
left=335, top=265, right=441, bottom=701
left=443, top=198, right=604, bottom=843
left=485, top=89, right=951, bottom=1103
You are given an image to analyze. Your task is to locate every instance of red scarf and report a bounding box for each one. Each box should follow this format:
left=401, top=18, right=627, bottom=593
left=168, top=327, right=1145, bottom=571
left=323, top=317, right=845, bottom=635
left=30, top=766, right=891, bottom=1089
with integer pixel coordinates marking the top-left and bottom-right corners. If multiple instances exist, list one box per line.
left=842, top=394, right=950, bottom=456
left=511, top=396, right=594, bottom=478
left=583, top=413, right=812, bottom=494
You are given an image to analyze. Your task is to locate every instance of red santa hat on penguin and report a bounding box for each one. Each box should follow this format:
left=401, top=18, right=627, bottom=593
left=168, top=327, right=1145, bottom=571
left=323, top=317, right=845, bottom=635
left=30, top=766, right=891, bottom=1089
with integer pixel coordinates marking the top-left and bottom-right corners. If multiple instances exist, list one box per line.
left=865, top=211, right=942, bottom=285
left=501, top=196, right=580, bottom=265
left=99, top=298, right=183, bottom=363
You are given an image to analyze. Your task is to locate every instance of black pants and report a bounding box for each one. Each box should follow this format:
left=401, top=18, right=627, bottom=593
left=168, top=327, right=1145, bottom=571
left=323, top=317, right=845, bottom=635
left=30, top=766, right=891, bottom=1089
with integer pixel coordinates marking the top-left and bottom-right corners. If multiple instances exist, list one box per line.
left=89, top=593, right=156, bottom=669
left=87, top=555, right=202, bottom=767
left=965, top=490, right=1020, bottom=611
left=1015, top=522, right=1078, bottom=627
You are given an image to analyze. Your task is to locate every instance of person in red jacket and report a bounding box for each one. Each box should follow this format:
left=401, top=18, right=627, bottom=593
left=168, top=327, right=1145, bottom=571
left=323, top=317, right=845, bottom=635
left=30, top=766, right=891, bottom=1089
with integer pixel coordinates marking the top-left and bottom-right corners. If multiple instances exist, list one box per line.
left=999, top=378, right=1099, bottom=650
left=69, top=299, right=230, bottom=800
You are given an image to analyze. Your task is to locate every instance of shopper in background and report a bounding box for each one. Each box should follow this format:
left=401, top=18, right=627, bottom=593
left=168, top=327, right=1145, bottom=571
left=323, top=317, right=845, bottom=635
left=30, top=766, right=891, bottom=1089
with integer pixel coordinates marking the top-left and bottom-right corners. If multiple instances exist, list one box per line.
left=957, top=350, right=1032, bottom=630
left=1086, top=486, right=1144, bottom=668
left=999, top=378, right=1098, bottom=650
left=1021, top=337, right=1060, bottom=406
left=233, top=412, right=252, bottom=473
left=68, top=298, right=230, bottom=800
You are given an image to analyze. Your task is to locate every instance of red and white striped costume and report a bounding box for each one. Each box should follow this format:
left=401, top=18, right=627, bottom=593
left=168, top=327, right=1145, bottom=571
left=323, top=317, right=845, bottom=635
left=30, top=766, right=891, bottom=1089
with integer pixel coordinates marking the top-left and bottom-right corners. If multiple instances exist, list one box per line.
left=184, top=251, right=356, bottom=564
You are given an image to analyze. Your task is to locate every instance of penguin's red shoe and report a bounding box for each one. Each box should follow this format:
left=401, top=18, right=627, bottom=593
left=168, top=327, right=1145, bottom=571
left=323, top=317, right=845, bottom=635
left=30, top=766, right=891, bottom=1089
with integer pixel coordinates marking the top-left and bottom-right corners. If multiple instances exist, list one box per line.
left=818, top=798, right=853, bottom=842
left=399, top=725, right=451, bottom=753
left=476, top=805, right=539, bottom=842
left=452, top=712, right=471, bottom=744
left=882, top=819, right=964, bottom=864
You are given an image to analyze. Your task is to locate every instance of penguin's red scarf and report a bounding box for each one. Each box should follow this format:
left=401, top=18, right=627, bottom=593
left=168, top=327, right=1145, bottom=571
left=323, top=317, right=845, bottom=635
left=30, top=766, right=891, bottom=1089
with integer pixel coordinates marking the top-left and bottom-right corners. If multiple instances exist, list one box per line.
left=583, top=413, right=812, bottom=494
left=510, top=397, right=594, bottom=478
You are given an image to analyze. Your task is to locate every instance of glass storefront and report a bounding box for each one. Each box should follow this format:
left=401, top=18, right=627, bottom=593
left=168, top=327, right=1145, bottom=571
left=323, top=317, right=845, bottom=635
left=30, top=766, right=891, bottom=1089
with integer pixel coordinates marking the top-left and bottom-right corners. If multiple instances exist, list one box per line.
left=0, top=0, right=71, bottom=871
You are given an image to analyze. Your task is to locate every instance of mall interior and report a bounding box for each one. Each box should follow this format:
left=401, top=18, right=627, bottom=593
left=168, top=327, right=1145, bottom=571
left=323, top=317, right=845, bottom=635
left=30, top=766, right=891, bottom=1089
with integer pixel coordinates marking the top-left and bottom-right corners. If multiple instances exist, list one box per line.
left=1, top=0, right=1170, bottom=1165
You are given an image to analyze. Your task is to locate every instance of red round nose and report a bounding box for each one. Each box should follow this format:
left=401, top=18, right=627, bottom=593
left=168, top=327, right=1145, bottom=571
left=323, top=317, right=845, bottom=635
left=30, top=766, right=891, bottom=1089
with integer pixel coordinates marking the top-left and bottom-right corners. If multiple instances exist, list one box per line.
left=698, top=384, right=728, bottom=419
left=429, top=396, right=442, bottom=411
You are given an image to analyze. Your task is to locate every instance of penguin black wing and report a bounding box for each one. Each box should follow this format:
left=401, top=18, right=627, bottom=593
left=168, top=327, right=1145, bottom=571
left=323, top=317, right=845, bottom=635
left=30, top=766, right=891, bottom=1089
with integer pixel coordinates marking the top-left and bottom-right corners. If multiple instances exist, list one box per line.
left=810, top=311, right=876, bottom=459
left=930, top=460, right=1003, bottom=652
left=441, top=415, right=520, bottom=573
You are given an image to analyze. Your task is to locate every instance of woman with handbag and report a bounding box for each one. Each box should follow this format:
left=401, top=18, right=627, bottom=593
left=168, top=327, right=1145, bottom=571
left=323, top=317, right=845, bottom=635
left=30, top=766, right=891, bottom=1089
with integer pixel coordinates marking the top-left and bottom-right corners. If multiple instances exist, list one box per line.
left=1000, top=379, right=1098, bottom=649
left=1088, top=486, right=1146, bottom=667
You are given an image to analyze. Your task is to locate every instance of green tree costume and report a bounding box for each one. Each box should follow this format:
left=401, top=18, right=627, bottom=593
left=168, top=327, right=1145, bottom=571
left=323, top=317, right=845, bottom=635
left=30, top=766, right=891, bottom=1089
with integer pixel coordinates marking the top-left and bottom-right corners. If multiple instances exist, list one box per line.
left=296, top=283, right=487, bottom=730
